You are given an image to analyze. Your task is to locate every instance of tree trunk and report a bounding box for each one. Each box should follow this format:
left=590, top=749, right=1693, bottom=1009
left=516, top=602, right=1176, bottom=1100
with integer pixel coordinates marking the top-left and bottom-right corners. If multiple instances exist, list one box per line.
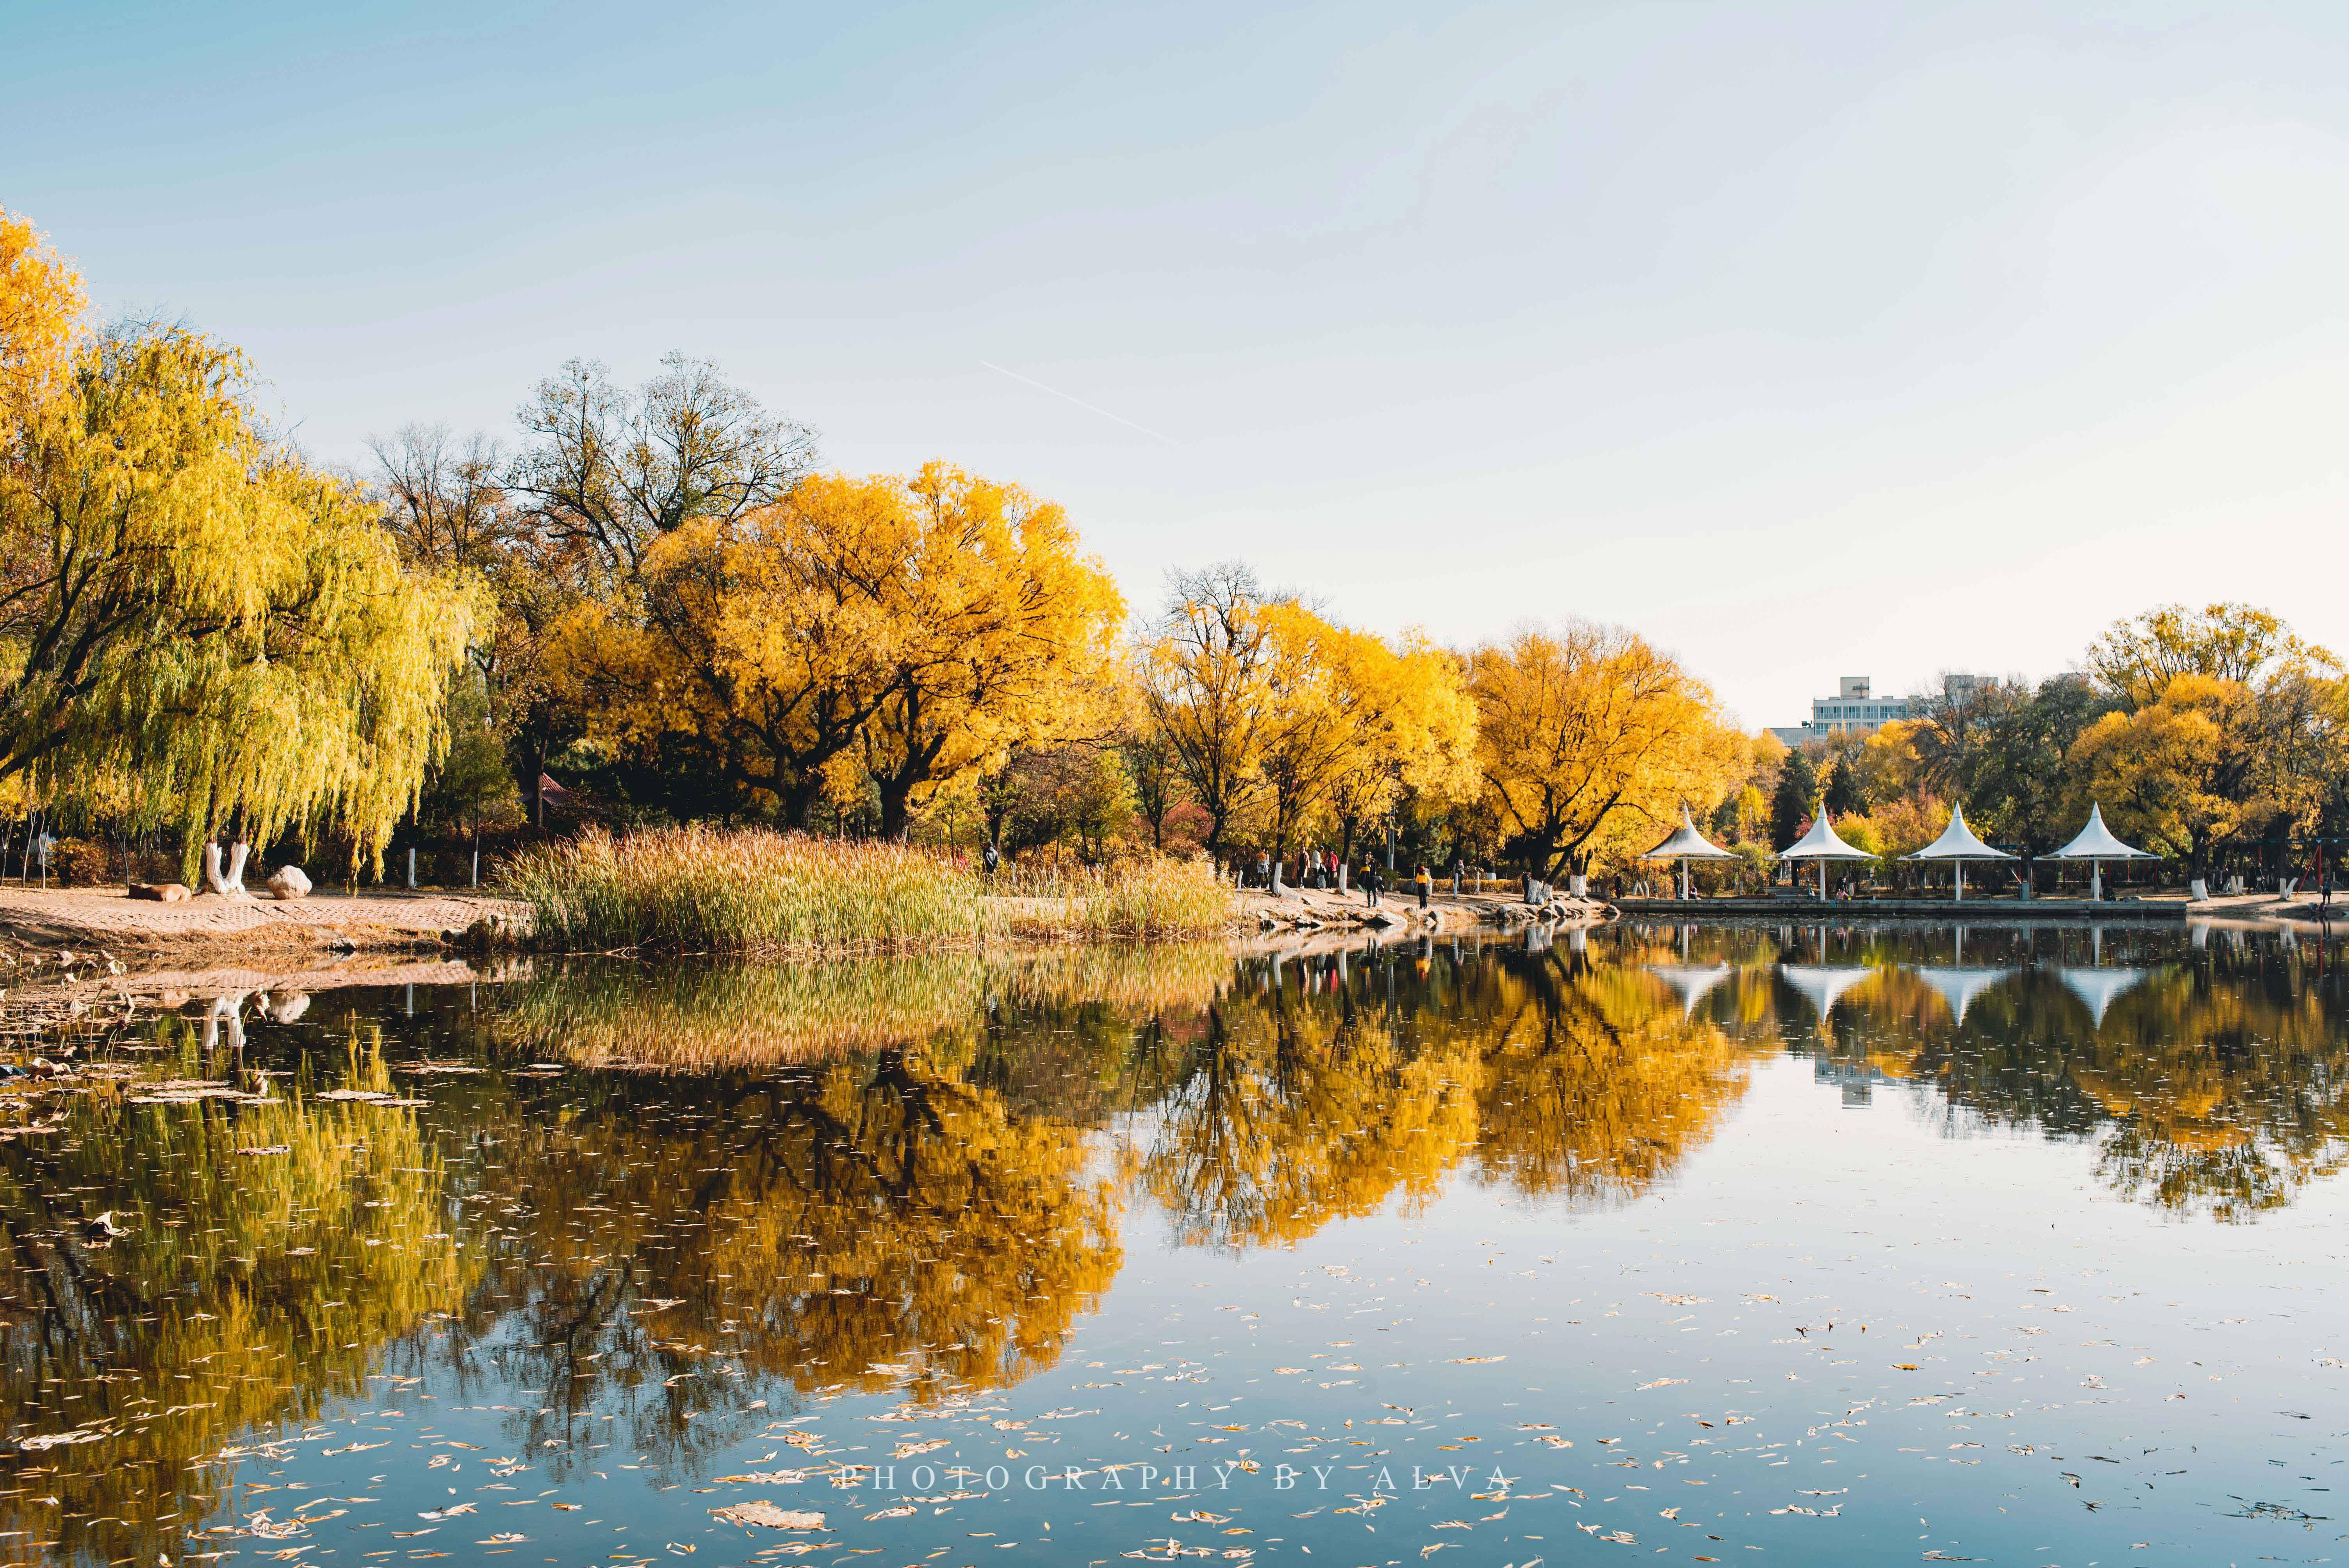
left=780, top=775, right=823, bottom=832
left=878, top=776, right=916, bottom=841
left=202, top=841, right=251, bottom=898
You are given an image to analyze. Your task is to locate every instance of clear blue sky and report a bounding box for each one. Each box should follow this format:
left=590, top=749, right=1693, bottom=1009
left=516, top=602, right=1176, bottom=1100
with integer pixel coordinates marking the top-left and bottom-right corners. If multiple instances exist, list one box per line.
left=8, top=0, right=2347, bottom=725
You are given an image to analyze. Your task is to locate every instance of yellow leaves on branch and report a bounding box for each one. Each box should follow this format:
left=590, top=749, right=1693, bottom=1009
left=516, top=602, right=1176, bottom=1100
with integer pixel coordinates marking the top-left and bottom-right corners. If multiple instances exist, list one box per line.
left=0, top=208, right=84, bottom=434
left=1140, top=563, right=1478, bottom=859
left=1467, top=622, right=1743, bottom=876
left=2071, top=603, right=2347, bottom=865
left=0, top=216, right=474, bottom=869
left=852, top=463, right=1126, bottom=835
left=558, top=462, right=1125, bottom=834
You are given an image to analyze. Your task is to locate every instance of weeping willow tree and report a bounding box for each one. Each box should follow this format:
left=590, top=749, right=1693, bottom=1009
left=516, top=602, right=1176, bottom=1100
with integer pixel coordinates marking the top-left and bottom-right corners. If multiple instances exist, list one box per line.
left=0, top=211, right=476, bottom=874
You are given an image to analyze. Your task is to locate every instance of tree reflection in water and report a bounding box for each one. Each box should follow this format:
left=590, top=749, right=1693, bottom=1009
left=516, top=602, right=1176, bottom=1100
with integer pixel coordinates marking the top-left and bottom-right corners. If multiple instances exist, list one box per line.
left=3, top=923, right=2344, bottom=1562
left=1611, top=921, right=2349, bottom=1221
left=0, top=1025, right=466, bottom=1567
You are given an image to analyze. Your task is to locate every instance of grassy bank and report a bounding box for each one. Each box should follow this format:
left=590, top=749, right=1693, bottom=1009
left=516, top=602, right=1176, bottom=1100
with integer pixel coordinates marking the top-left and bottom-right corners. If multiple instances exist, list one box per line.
left=497, top=826, right=1232, bottom=953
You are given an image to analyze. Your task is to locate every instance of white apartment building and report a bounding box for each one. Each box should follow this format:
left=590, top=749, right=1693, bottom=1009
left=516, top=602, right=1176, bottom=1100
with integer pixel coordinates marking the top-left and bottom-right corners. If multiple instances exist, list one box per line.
left=1768, top=676, right=1911, bottom=747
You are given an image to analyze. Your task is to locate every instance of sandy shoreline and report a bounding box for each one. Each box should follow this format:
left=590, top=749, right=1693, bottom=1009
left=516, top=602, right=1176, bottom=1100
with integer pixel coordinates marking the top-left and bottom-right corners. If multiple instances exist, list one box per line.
left=0, top=885, right=527, bottom=957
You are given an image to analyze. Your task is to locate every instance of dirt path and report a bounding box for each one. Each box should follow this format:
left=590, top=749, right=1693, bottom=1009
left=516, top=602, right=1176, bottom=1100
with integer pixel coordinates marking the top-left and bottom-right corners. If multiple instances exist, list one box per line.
left=0, top=886, right=527, bottom=957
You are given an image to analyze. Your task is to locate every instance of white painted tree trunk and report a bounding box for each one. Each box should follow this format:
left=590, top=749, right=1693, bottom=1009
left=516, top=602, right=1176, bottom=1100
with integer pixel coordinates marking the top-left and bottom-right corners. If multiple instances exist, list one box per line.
left=203, top=841, right=252, bottom=897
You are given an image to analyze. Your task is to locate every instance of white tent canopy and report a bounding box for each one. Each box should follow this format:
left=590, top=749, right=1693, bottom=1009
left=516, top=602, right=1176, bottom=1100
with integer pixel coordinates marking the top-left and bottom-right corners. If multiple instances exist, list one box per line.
left=1776, top=811, right=1874, bottom=898
left=1901, top=804, right=2015, bottom=902
left=2044, top=803, right=2157, bottom=901
left=1640, top=807, right=1737, bottom=899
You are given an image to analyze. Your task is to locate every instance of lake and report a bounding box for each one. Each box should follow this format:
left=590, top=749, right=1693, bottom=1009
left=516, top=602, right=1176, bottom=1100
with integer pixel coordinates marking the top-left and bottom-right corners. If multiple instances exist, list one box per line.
left=3, top=919, right=2345, bottom=1568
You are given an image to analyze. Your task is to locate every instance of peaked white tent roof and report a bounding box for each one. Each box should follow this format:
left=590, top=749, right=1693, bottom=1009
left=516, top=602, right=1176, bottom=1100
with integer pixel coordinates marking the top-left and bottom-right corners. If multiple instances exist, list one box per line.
left=2045, top=803, right=2156, bottom=861
left=1913, top=966, right=2015, bottom=1024
left=1779, top=964, right=1873, bottom=1018
left=1903, top=804, right=2016, bottom=862
left=1648, top=964, right=1732, bottom=1018
left=1640, top=807, right=1738, bottom=861
left=2059, top=966, right=2149, bottom=1026
left=1777, top=811, right=1874, bottom=861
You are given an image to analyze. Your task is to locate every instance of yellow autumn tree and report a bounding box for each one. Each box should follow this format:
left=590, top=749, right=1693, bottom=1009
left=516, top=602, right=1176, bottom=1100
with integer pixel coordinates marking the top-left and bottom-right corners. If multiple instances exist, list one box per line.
left=1140, top=568, right=1479, bottom=865
left=1467, top=622, right=1742, bottom=877
left=559, top=464, right=1122, bottom=832
left=0, top=213, right=476, bottom=871
left=1139, top=562, right=1283, bottom=861
left=0, top=207, right=82, bottom=435
left=1254, top=604, right=1480, bottom=858
left=2066, top=673, right=2252, bottom=866
left=2068, top=603, right=2346, bottom=867
left=849, top=463, right=1126, bottom=837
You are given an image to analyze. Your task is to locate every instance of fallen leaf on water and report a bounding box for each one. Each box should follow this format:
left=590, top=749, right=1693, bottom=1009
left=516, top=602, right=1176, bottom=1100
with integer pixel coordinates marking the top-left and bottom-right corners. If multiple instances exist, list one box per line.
left=1450, top=1356, right=1506, bottom=1365
left=711, top=1502, right=827, bottom=1531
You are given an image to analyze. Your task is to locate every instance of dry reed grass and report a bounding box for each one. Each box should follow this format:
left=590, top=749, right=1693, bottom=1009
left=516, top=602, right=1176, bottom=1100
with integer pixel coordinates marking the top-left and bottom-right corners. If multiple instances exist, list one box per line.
left=500, top=827, right=1232, bottom=953
left=499, top=826, right=984, bottom=952
left=987, top=856, right=1233, bottom=941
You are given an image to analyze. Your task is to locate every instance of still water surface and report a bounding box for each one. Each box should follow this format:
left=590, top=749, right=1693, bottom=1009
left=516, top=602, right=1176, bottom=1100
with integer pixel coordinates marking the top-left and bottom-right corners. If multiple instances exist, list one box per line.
left=4, top=922, right=2347, bottom=1568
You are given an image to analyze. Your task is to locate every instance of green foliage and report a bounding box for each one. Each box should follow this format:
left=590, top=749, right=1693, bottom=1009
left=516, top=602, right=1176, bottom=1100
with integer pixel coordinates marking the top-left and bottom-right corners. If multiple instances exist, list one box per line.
left=1769, top=750, right=1817, bottom=849
left=1964, top=675, right=2111, bottom=855
left=416, top=675, right=522, bottom=833
left=1822, top=756, right=1862, bottom=816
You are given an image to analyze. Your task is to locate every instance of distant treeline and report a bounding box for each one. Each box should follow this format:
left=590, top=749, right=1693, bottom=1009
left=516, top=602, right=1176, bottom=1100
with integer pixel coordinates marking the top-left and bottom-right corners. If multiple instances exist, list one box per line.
left=3, top=208, right=2340, bottom=886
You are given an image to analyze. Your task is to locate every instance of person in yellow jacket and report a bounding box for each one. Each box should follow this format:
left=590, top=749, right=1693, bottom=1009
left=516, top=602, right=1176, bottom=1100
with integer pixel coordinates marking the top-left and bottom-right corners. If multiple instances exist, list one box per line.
left=1414, top=864, right=1432, bottom=908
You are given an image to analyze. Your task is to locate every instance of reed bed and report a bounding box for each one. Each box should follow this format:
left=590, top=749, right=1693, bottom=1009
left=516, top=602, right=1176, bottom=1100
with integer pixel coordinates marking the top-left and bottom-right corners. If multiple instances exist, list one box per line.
left=499, top=826, right=986, bottom=952
left=500, top=827, right=1234, bottom=953
left=988, top=856, right=1234, bottom=941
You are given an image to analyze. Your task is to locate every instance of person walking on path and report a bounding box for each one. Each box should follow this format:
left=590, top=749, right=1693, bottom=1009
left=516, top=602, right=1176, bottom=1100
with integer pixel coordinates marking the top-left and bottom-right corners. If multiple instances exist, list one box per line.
left=982, top=843, right=1000, bottom=877
left=1362, top=863, right=1381, bottom=908
left=1450, top=856, right=1464, bottom=895
left=1415, top=864, right=1432, bottom=909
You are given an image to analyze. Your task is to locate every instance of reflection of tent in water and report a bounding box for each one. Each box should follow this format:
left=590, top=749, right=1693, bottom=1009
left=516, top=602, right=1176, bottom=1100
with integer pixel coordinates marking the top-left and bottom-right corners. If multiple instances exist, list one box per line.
left=2058, top=966, right=2149, bottom=1027
left=1778, top=964, right=1873, bottom=1020
left=1912, top=967, right=2016, bottom=1024
left=1647, top=965, right=1732, bottom=1018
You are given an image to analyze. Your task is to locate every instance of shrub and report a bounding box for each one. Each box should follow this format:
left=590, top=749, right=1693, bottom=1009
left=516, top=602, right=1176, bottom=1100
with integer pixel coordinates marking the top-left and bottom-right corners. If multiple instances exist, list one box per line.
left=52, top=837, right=114, bottom=887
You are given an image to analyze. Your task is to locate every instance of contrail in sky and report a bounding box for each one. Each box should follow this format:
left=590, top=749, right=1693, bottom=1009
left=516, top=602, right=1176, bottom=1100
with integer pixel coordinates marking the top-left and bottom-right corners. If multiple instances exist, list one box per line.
left=979, top=360, right=1179, bottom=445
